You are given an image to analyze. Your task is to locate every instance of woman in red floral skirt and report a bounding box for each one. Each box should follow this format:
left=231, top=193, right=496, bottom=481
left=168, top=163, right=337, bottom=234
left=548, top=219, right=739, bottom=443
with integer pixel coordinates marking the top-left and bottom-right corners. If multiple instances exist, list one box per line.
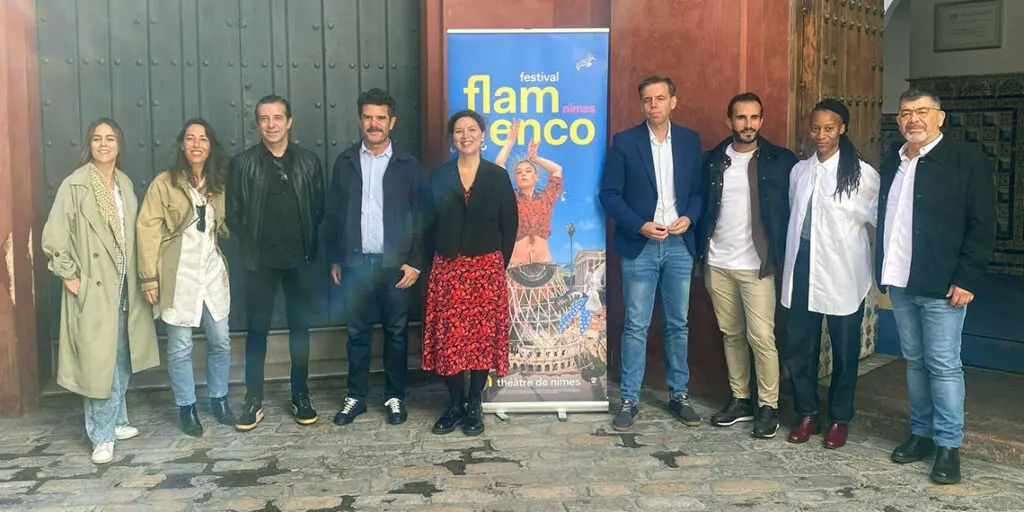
left=422, top=110, right=518, bottom=436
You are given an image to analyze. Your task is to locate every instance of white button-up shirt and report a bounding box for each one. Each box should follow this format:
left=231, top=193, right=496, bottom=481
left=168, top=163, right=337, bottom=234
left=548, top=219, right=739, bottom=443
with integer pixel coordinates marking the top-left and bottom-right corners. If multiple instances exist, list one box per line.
left=160, top=183, right=231, bottom=327
left=880, top=134, right=944, bottom=288
left=649, top=124, right=678, bottom=226
left=359, top=140, right=392, bottom=254
left=781, top=150, right=880, bottom=315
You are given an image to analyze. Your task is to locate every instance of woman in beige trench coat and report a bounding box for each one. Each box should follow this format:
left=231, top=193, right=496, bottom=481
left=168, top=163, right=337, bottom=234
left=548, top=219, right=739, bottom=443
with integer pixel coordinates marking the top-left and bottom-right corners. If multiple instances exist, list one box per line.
left=41, top=117, right=160, bottom=464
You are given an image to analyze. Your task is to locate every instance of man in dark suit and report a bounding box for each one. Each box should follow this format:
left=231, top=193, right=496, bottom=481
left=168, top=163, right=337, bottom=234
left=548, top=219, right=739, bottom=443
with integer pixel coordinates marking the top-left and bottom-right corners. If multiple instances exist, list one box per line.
left=599, top=75, right=704, bottom=431
left=879, top=88, right=995, bottom=485
left=326, top=88, right=423, bottom=427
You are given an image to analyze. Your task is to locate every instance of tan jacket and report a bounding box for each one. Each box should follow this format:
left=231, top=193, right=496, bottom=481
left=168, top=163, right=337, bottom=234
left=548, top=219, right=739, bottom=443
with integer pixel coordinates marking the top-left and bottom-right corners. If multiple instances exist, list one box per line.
left=41, top=165, right=160, bottom=399
left=136, top=170, right=229, bottom=310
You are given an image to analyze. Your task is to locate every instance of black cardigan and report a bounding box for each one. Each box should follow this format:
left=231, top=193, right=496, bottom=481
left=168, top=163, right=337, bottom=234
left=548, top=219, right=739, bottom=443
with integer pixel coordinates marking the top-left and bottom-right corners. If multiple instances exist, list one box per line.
left=424, top=158, right=518, bottom=268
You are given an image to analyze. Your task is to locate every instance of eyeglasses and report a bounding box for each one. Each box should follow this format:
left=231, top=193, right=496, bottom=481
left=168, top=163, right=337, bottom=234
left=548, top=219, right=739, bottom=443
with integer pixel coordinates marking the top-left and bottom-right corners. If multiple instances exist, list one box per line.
left=897, top=107, right=940, bottom=121
left=272, top=158, right=288, bottom=182
left=195, top=204, right=206, bottom=233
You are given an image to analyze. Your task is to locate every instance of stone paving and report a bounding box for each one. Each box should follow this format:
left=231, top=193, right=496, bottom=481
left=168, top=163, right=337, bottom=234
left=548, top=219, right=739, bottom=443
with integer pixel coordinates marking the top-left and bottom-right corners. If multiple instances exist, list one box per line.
left=1, top=378, right=1023, bottom=511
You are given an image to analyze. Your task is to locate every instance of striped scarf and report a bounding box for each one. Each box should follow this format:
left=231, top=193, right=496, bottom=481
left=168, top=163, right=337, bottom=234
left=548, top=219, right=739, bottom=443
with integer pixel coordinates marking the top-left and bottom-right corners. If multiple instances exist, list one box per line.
left=88, top=164, right=126, bottom=289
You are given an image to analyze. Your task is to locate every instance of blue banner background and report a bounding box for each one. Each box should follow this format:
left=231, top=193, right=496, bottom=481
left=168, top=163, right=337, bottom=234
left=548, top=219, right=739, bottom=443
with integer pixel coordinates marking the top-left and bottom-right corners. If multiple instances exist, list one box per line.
left=447, top=30, right=609, bottom=405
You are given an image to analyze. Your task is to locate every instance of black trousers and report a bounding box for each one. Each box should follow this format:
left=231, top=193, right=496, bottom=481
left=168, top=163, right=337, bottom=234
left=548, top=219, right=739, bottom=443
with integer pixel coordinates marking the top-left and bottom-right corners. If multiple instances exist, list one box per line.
left=784, top=239, right=865, bottom=423
left=244, top=265, right=313, bottom=400
left=340, top=254, right=411, bottom=401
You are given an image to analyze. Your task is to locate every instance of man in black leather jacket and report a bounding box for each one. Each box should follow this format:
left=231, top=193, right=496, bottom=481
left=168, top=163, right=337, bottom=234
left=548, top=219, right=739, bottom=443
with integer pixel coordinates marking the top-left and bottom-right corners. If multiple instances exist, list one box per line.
left=226, top=94, right=325, bottom=431
left=696, top=93, right=798, bottom=439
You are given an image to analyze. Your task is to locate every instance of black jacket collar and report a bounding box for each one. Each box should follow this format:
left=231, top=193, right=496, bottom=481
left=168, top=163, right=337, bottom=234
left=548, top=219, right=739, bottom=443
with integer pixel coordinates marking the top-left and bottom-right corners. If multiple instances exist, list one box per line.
left=707, top=135, right=784, bottom=162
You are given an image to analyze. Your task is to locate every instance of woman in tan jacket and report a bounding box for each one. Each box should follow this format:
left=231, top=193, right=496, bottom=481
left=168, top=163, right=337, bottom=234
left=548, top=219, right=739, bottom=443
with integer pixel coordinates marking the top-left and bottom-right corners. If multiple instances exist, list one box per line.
left=137, top=118, right=233, bottom=437
left=41, top=117, right=160, bottom=464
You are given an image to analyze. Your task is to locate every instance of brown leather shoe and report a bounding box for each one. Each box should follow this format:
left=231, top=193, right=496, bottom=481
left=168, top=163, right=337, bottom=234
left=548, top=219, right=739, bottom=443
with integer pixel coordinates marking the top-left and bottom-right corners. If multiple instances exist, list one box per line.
left=824, top=422, right=848, bottom=449
left=787, top=415, right=820, bottom=444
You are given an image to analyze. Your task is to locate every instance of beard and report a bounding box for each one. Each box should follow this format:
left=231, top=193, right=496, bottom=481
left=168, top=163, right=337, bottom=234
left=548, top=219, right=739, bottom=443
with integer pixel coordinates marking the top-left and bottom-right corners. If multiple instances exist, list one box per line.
left=732, top=129, right=758, bottom=144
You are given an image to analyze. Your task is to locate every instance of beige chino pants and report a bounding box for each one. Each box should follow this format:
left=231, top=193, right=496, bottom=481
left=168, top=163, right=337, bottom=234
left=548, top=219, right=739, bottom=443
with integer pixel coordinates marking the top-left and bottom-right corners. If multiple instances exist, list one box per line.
left=705, top=265, right=779, bottom=408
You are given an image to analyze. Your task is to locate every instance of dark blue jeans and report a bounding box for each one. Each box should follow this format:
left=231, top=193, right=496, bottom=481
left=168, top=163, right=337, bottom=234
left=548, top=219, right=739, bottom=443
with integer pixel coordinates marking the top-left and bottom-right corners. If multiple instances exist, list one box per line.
left=784, top=239, right=864, bottom=423
left=341, top=254, right=412, bottom=401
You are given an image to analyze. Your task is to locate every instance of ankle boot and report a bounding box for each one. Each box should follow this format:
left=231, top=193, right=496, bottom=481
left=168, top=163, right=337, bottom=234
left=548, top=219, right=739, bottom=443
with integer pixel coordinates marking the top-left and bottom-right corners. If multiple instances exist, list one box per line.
left=179, top=404, right=204, bottom=437
left=210, top=396, right=235, bottom=426
left=462, top=400, right=485, bottom=436
left=432, top=404, right=466, bottom=435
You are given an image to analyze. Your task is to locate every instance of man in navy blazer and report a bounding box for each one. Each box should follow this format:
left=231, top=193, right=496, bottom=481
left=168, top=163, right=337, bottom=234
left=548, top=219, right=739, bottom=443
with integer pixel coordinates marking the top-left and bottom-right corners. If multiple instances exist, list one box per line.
left=600, top=75, right=704, bottom=431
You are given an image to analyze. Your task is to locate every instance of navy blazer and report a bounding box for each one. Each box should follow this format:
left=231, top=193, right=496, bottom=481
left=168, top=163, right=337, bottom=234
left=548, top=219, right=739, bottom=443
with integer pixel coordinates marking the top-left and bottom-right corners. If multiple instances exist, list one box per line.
left=599, top=122, right=704, bottom=259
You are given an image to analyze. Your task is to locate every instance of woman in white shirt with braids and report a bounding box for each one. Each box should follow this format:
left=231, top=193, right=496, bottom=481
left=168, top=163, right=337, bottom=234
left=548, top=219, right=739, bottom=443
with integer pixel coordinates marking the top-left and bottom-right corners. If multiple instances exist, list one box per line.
left=781, top=99, right=880, bottom=450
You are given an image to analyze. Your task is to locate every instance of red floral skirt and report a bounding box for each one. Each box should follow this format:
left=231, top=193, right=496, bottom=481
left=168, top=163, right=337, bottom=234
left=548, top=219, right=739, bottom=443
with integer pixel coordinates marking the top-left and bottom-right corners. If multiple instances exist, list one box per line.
left=421, top=250, right=511, bottom=377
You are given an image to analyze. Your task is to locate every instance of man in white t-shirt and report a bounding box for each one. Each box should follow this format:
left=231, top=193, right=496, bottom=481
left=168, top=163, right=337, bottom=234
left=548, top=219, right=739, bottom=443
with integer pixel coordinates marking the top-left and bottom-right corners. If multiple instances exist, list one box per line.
left=696, top=93, right=798, bottom=438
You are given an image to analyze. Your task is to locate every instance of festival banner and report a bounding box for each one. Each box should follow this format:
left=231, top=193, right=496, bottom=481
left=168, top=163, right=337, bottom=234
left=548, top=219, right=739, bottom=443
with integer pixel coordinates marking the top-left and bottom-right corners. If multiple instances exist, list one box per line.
left=446, top=29, right=610, bottom=416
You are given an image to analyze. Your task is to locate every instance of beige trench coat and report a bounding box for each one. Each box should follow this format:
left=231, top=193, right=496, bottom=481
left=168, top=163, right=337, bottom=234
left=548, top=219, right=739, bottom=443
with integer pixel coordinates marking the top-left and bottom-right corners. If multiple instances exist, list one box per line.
left=136, top=169, right=229, bottom=310
left=41, top=164, right=160, bottom=399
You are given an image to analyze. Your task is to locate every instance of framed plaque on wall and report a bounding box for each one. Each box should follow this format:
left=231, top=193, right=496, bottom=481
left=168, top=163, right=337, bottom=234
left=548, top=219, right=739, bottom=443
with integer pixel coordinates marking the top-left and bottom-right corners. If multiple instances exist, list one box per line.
left=934, top=0, right=1003, bottom=52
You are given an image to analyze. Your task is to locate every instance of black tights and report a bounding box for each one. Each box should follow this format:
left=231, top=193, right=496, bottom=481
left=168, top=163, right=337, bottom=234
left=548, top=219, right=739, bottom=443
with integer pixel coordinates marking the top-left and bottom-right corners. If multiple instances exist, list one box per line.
left=444, top=370, right=489, bottom=408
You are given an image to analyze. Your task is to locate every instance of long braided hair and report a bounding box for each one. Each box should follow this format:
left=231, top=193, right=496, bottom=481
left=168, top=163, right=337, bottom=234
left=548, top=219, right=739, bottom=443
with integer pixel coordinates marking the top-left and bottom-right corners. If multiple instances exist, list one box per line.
left=813, top=99, right=862, bottom=200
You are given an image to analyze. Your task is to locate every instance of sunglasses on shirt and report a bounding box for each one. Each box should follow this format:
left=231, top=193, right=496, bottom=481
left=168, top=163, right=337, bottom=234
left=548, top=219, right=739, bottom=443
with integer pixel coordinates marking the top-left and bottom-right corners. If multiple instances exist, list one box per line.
left=195, top=204, right=206, bottom=233
left=272, top=158, right=288, bottom=182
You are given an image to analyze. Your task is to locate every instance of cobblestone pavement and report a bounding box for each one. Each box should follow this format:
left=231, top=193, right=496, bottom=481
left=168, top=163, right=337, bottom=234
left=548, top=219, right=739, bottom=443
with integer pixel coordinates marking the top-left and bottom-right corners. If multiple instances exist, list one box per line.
left=1, top=379, right=1023, bottom=511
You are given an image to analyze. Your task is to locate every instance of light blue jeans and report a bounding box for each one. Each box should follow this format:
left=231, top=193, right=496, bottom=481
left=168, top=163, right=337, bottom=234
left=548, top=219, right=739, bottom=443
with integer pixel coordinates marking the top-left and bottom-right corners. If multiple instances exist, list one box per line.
left=888, top=286, right=968, bottom=448
left=83, top=310, right=131, bottom=445
left=165, top=304, right=231, bottom=407
left=619, top=236, right=693, bottom=403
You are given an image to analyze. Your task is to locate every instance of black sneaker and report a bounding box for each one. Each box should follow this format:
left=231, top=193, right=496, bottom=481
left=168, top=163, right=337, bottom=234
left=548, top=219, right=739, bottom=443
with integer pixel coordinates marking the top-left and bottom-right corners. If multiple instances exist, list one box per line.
left=612, top=400, right=638, bottom=432
left=332, top=397, right=366, bottom=426
left=669, top=395, right=702, bottom=426
left=710, top=397, right=755, bottom=427
left=235, top=397, right=264, bottom=431
left=752, top=405, right=780, bottom=438
left=291, top=393, right=318, bottom=425
left=384, top=398, right=408, bottom=425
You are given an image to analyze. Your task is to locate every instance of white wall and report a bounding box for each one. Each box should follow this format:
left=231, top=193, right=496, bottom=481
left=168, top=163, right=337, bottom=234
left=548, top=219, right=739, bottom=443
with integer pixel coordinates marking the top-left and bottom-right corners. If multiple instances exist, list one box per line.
left=910, top=0, right=1024, bottom=79
left=883, top=0, right=911, bottom=113
left=883, top=0, right=1024, bottom=112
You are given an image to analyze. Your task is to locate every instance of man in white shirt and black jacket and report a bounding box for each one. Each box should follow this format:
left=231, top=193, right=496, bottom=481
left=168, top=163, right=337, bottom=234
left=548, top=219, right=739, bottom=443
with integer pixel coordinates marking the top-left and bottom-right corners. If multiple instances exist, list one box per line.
left=326, top=88, right=424, bottom=427
left=880, top=88, right=996, bottom=485
left=696, top=93, right=797, bottom=439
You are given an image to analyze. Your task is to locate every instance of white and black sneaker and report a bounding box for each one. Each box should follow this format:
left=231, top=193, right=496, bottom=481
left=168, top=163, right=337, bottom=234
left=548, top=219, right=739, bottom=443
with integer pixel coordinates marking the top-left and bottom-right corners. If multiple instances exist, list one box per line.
left=710, top=397, right=755, bottom=427
left=332, top=397, right=366, bottom=426
left=384, top=398, right=408, bottom=425
left=752, top=405, right=780, bottom=439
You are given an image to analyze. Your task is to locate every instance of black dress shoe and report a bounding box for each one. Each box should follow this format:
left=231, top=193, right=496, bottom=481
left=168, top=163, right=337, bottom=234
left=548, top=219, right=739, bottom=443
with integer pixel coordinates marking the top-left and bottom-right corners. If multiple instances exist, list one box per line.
left=931, top=447, right=961, bottom=485
left=891, top=434, right=936, bottom=464
left=462, top=403, right=485, bottom=436
left=210, top=397, right=235, bottom=426
left=432, top=405, right=466, bottom=435
left=179, top=404, right=204, bottom=437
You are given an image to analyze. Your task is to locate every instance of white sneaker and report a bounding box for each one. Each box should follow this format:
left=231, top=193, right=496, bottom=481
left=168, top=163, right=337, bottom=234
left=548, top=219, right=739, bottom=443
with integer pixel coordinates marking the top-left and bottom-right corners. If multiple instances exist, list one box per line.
left=91, top=442, right=114, bottom=464
left=114, top=425, right=139, bottom=440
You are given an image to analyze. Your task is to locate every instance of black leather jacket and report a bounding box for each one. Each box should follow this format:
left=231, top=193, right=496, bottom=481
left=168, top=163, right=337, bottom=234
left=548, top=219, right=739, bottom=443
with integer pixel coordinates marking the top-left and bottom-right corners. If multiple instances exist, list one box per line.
left=226, top=142, right=325, bottom=271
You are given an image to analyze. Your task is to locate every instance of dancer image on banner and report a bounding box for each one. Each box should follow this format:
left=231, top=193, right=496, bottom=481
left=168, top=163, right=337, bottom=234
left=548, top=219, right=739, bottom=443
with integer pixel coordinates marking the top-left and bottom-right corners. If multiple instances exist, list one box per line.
left=488, top=118, right=608, bottom=403
left=495, top=118, right=564, bottom=267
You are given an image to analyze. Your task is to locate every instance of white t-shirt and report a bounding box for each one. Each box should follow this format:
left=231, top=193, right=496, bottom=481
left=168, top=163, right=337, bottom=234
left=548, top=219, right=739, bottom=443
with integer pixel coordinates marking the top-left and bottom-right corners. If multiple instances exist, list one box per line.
left=708, top=145, right=761, bottom=270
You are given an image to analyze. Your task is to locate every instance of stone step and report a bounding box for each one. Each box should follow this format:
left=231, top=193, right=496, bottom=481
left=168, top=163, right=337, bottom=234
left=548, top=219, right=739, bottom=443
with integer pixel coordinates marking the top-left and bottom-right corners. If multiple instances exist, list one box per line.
left=43, top=324, right=425, bottom=397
